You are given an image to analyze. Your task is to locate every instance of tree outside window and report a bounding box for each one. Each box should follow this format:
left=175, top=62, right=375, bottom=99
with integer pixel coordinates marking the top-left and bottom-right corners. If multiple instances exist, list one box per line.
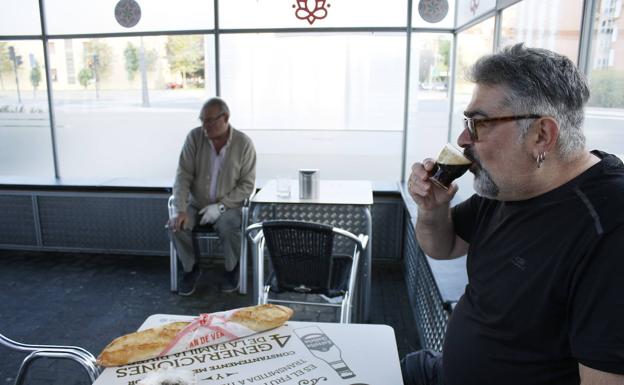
left=165, top=35, right=204, bottom=88
left=80, top=39, right=112, bottom=98
left=0, top=42, right=13, bottom=90
left=30, top=65, right=41, bottom=97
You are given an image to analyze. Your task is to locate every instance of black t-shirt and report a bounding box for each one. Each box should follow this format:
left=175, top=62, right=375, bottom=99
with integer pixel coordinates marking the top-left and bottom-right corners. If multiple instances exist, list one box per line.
left=443, top=151, right=624, bottom=385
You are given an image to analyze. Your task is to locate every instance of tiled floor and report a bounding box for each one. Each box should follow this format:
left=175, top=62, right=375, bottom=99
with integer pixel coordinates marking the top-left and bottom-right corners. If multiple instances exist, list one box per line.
left=0, top=250, right=419, bottom=384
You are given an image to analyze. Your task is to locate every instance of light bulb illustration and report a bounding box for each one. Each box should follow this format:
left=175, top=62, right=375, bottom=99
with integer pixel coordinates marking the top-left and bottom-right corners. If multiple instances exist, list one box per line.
left=294, top=326, right=356, bottom=379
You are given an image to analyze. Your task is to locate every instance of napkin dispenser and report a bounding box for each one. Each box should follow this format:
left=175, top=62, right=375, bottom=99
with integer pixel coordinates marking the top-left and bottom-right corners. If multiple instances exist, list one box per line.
left=299, top=169, right=319, bottom=199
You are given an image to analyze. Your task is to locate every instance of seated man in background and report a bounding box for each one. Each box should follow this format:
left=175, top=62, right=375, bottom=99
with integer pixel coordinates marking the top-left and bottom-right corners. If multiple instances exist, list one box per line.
left=169, top=97, right=256, bottom=296
left=404, top=44, right=624, bottom=384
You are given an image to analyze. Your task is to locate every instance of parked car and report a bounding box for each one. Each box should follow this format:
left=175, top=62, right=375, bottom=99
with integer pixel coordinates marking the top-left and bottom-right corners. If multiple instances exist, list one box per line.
left=420, top=82, right=447, bottom=91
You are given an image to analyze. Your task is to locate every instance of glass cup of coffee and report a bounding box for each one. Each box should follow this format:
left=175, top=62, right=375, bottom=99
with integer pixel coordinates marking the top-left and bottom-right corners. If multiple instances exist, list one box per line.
left=429, top=143, right=472, bottom=190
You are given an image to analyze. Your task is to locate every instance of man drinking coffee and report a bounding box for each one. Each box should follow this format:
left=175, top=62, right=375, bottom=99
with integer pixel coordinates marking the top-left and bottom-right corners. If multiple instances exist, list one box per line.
left=429, top=143, right=472, bottom=190
left=404, top=44, right=624, bottom=385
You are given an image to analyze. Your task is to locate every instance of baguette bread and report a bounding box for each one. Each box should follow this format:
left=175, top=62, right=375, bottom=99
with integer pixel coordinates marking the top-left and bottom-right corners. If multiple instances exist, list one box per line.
left=97, top=322, right=190, bottom=367
left=228, top=303, right=293, bottom=331
left=97, top=304, right=293, bottom=367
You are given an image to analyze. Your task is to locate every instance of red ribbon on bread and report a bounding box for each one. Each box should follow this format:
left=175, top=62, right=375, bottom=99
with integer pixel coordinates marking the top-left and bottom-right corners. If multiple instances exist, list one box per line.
left=160, top=312, right=241, bottom=356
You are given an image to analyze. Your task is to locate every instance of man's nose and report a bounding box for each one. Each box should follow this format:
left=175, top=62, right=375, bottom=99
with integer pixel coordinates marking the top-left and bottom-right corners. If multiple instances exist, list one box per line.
left=457, top=127, right=473, bottom=148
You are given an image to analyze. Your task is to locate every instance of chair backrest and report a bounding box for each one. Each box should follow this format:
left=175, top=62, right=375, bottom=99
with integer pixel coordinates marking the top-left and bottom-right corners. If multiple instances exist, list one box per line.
left=261, top=220, right=339, bottom=294
left=0, top=333, right=99, bottom=385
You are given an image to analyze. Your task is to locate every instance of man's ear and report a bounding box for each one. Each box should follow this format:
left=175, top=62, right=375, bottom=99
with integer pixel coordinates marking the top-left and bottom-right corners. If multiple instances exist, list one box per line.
left=223, top=113, right=230, bottom=124
left=533, top=116, right=559, bottom=157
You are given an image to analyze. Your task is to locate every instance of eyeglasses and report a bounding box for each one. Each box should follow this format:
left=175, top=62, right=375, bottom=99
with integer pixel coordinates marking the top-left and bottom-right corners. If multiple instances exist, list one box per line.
left=200, top=113, right=224, bottom=125
left=463, top=114, right=542, bottom=141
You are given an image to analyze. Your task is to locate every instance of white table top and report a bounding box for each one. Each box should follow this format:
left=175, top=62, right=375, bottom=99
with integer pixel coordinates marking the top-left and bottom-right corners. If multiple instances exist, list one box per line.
left=93, top=315, right=403, bottom=385
left=253, top=179, right=373, bottom=205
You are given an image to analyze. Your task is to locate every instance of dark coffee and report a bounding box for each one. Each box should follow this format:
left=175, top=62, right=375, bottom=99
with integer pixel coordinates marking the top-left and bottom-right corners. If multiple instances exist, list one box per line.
left=430, top=144, right=472, bottom=190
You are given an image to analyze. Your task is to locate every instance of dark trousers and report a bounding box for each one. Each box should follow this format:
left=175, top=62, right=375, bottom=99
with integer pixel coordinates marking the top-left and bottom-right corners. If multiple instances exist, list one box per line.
left=401, top=349, right=444, bottom=385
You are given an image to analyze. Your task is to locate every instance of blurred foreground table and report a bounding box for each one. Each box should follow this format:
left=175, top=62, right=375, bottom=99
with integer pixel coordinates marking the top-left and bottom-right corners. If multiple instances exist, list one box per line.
left=93, top=314, right=403, bottom=385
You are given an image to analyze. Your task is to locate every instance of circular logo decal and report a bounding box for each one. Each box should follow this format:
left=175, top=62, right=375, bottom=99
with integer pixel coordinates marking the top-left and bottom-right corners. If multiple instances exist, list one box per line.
left=418, top=0, right=449, bottom=23
left=115, top=0, right=141, bottom=28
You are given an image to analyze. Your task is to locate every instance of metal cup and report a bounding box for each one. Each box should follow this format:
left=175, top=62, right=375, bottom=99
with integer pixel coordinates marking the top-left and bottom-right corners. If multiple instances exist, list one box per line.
left=299, top=169, right=319, bottom=199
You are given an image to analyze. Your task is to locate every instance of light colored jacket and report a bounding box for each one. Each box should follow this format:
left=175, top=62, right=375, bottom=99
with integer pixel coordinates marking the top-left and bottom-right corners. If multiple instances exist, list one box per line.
left=173, top=125, right=256, bottom=213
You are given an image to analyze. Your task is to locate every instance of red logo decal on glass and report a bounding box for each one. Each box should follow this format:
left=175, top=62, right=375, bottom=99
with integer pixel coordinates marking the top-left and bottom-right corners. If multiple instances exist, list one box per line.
left=293, top=0, right=330, bottom=25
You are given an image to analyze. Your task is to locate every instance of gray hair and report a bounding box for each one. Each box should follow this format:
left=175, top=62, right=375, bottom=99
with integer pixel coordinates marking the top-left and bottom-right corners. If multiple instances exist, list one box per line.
left=201, top=97, right=230, bottom=117
left=468, top=43, right=589, bottom=160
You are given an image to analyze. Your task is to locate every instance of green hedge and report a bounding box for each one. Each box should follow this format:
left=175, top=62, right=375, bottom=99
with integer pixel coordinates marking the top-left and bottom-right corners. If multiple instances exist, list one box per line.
left=588, top=70, right=624, bottom=108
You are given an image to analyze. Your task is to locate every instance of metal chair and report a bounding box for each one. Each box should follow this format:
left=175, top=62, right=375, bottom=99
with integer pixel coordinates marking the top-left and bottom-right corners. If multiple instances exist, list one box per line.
left=0, top=333, right=100, bottom=385
left=246, top=220, right=368, bottom=323
left=166, top=194, right=253, bottom=294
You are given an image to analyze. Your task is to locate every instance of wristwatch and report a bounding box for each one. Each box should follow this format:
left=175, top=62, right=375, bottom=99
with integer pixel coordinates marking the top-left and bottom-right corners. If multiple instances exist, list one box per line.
left=218, top=203, right=226, bottom=213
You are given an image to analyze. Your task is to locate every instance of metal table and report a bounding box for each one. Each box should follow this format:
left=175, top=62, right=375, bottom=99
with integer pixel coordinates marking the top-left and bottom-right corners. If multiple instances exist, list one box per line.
left=249, top=179, right=373, bottom=322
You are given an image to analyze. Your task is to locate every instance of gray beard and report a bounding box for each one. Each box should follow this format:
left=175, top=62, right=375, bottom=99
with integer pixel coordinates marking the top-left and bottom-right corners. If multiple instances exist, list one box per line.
left=466, top=147, right=500, bottom=199
left=473, top=166, right=500, bottom=199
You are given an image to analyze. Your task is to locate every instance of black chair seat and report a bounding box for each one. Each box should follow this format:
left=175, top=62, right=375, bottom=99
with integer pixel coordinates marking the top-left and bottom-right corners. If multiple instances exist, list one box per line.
left=266, top=253, right=352, bottom=297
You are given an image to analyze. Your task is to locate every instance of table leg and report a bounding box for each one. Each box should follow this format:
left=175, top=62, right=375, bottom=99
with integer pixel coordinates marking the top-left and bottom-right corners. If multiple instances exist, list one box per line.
left=358, top=207, right=372, bottom=323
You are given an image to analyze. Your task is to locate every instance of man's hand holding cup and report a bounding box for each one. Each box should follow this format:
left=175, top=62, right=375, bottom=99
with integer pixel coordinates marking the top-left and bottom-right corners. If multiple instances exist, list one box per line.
left=408, top=143, right=472, bottom=210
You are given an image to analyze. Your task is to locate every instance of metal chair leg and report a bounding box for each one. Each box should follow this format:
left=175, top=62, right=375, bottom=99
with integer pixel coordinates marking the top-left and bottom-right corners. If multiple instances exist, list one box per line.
left=261, top=285, right=271, bottom=305
left=239, top=238, right=247, bottom=295
left=170, top=241, right=178, bottom=292
left=239, top=203, right=251, bottom=295
left=340, top=291, right=351, bottom=324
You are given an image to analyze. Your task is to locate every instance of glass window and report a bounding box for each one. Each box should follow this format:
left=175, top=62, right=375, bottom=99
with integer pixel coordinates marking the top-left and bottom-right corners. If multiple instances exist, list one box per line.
left=0, top=1, right=41, bottom=36
left=48, top=35, right=216, bottom=179
left=44, top=0, right=214, bottom=35
left=456, top=0, right=496, bottom=28
left=451, top=18, right=495, bottom=138
left=219, top=32, right=406, bottom=183
left=500, top=0, right=583, bottom=63
left=586, top=0, right=624, bottom=157
left=449, top=18, right=495, bottom=194
left=405, top=33, right=453, bottom=181
left=0, top=40, right=54, bottom=178
left=219, top=0, right=407, bottom=29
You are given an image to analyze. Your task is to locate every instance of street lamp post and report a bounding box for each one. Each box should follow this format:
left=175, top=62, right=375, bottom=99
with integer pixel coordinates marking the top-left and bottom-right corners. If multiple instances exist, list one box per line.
left=8, top=46, right=22, bottom=104
left=92, top=54, right=100, bottom=100
left=139, top=36, right=150, bottom=107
